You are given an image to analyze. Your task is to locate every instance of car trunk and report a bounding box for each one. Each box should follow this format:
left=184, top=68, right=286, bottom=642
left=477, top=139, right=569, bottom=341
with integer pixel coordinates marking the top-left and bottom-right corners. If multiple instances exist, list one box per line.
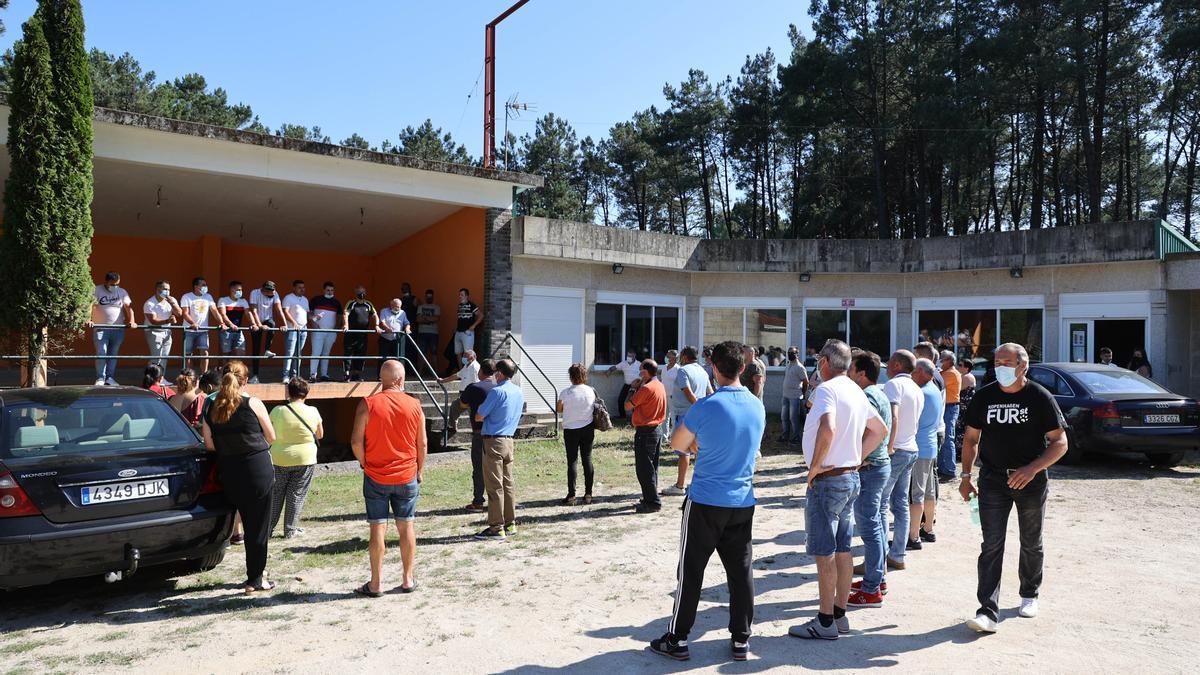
left=1107, top=396, right=1200, bottom=429
left=5, top=445, right=210, bottom=524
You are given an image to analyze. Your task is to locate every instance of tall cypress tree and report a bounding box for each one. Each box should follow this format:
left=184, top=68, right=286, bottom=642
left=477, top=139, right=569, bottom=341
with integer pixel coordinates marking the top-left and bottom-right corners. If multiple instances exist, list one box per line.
left=0, top=0, right=94, bottom=387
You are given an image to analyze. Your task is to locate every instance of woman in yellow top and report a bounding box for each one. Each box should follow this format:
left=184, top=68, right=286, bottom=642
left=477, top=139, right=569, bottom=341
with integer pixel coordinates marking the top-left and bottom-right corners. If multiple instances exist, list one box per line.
left=268, top=378, right=324, bottom=539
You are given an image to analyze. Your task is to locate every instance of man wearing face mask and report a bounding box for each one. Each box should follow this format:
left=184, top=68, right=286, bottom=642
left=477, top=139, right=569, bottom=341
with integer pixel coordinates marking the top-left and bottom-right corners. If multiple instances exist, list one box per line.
left=86, top=271, right=137, bottom=386
left=217, top=281, right=249, bottom=359
left=960, top=343, right=1068, bottom=634
left=415, top=289, right=441, bottom=374
left=309, top=281, right=344, bottom=382
left=247, top=281, right=282, bottom=384
left=377, top=297, right=412, bottom=374
left=143, top=280, right=181, bottom=371
left=181, top=277, right=220, bottom=376
left=439, top=349, right=480, bottom=386
left=607, top=351, right=642, bottom=419
left=342, top=286, right=378, bottom=382
left=281, top=280, right=310, bottom=384
left=400, top=282, right=418, bottom=323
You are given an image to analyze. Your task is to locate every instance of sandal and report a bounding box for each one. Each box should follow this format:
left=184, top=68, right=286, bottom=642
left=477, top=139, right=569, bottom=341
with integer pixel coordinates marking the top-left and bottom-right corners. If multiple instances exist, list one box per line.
left=243, top=580, right=275, bottom=594
left=353, top=582, right=382, bottom=598
left=400, top=581, right=418, bottom=594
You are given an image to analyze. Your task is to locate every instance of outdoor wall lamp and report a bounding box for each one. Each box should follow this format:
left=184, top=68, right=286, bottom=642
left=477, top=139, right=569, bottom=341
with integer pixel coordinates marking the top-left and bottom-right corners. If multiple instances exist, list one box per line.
left=612, top=263, right=624, bottom=275
left=1010, top=266, right=1024, bottom=279
left=799, top=272, right=812, bottom=282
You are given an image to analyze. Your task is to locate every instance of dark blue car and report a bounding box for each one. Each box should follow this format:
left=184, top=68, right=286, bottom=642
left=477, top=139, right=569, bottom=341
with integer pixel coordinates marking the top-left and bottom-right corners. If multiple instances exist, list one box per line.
left=1027, top=363, right=1200, bottom=468
left=0, top=386, right=233, bottom=590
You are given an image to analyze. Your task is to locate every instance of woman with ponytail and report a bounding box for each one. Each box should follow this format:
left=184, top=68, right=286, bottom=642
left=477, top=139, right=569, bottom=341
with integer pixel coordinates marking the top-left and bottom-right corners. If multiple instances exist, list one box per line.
left=168, top=368, right=206, bottom=429
left=201, top=360, right=278, bottom=593
left=141, top=364, right=175, bottom=398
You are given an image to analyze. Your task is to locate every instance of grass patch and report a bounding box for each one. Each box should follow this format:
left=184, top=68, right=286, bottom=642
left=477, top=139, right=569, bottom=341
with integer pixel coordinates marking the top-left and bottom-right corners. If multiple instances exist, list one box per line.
left=81, top=651, right=137, bottom=667
left=0, top=638, right=60, bottom=655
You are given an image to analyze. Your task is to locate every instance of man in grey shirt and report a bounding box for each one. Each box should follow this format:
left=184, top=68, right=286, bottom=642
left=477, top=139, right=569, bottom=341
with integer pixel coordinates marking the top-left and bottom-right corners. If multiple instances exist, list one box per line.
left=662, top=346, right=712, bottom=496
left=780, top=346, right=808, bottom=443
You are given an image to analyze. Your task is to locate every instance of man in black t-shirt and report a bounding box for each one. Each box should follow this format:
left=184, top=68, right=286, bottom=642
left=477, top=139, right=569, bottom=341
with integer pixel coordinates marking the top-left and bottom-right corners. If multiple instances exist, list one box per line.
left=342, top=286, right=378, bottom=382
left=400, top=282, right=418, bottom=321
left=454, top=287, right=482, bottom=363
left=959, top=342, right=1068, bottom=634
left=457, top=359, right=496, bottom=512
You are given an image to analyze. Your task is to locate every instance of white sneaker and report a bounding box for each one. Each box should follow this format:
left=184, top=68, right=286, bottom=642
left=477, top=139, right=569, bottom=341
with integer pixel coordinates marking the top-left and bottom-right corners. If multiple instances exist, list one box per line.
left=966, top=613, right=997, bottom=633
left=282, top=377, right=290, bottom=385
left=94, top=378, right=106, bottom=386
left=1018, top=598, right=1039, bottom=618
left=104, top=377, right=118, bottom=386
left=660, top=485, right=686, bottom=496
left=248, top=376, right=260, bottom=384
left=264, top=350, right=277, bottom=359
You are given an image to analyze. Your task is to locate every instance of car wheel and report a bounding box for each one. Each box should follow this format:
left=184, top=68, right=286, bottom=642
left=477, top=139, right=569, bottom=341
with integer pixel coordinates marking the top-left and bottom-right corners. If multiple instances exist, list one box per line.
left=1146, top=451, right=1185, bottom=468
left=190, top=548, right=226, bottom=573
left=1060, top=430, right=1086, bottom=464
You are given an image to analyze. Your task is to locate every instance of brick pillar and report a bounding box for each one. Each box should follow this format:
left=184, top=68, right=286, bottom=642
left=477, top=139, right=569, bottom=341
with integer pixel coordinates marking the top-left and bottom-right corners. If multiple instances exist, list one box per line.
left=483, top=207, right=513, bottom=359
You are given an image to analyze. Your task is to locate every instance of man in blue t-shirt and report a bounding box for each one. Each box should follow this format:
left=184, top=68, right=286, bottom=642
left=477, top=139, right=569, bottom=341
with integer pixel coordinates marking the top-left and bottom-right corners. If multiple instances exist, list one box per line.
left=649, top=341, right=765, bottom=664
left=908, top=358, right=944, bottom=549
left=661, top=346, right=714, bottom=497
left=473, top=359, right=525, bottom=541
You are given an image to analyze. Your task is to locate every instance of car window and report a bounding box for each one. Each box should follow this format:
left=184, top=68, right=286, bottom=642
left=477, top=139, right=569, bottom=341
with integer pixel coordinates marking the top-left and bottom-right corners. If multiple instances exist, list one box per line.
left=1029, top=369, right=1072, bottom=397
left=1072, top=369, right=1168, bottom=395
left=1, top=394, right=200, bottom=459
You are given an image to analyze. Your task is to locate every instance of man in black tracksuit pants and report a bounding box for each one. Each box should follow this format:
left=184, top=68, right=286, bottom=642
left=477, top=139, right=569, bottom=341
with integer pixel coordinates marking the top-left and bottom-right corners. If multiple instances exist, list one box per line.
left=649, top=340, right=767, bottom=663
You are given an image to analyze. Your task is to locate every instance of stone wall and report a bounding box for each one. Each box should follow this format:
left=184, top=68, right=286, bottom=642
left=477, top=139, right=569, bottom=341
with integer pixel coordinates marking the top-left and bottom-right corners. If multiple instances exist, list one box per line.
left=484, top=207, right=514, bottom=358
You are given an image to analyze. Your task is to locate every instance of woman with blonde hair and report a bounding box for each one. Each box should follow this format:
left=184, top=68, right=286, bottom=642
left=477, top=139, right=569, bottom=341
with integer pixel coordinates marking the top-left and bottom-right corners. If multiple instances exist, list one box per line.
left=201, top=360, right=277, bottom=593
left=168, top=368, right=206, bottom=429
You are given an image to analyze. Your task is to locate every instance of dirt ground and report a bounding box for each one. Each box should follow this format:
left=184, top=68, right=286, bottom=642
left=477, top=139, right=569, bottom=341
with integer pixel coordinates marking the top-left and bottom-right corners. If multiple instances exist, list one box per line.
left=2, top=440, right=1197, bottom=674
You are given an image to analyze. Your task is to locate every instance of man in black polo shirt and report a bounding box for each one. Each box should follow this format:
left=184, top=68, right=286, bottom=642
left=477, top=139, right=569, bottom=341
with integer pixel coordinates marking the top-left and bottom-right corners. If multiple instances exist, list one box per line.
left=342, top=286, right=378, bottom=382
left=458, top=359, right=497, bottom=513
left=959, top=342, right=1068, bottom=634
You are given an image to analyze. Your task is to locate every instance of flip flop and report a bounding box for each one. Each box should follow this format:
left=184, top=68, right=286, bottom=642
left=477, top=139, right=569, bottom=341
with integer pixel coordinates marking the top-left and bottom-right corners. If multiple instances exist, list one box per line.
left=400, top=582, right=418, bottom=594
left=353, top=582, right=382, bottom=598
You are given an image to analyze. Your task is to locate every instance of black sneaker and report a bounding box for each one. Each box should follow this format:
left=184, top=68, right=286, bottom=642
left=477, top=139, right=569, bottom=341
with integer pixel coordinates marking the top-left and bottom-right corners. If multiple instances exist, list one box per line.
left=473, top=527, right=506, bottom=541
left=905, top=538, right=923, bottom=551
left=731, top=639, right=749, bottom=661
left=919, top=528, right=937, bottom=543
left=635, top=503, right=662, bottom=514
left=648, top=633, right=689, bottom=661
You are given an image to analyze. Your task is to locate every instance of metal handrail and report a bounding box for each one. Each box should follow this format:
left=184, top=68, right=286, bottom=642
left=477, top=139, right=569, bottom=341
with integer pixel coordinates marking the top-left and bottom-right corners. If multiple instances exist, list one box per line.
left=402, top=332, right=452, bottom=447
left=488, top=332, right=560, bottom=438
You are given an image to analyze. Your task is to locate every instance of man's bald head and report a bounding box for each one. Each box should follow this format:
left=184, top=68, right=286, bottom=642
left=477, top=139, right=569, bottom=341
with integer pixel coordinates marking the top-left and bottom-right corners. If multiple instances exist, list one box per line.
left=888, top=349, right=916, bottom=375
left=380, top=359, right=406, bottom=388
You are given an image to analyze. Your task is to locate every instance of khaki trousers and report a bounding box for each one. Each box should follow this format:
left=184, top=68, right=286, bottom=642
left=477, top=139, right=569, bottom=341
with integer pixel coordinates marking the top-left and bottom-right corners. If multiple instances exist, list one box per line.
left=483, top=437, right=516, bottom=528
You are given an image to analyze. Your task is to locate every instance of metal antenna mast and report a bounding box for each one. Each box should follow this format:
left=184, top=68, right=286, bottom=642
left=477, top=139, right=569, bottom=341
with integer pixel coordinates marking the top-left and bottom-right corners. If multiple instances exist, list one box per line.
left=483, top=0, right=529, bottom=169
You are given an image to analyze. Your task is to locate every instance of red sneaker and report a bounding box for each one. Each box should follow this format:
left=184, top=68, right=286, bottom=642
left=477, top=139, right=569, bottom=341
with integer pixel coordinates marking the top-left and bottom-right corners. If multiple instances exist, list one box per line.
left=847, top=590, right=884, bottom=608
left=851, top=580, right=887, bottom=596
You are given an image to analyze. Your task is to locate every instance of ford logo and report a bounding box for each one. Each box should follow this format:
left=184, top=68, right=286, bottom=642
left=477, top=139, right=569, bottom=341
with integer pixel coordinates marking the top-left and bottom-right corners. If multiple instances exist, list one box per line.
left=118, top=469, right=138, bottom=478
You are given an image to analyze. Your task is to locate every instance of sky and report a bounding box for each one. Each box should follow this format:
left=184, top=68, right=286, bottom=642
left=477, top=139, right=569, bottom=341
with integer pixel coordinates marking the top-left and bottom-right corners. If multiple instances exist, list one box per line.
left=0, top=0, right=811, bottom=157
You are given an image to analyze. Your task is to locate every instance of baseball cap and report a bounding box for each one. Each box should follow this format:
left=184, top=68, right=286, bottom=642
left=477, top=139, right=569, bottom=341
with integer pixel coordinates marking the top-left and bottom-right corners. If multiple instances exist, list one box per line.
left=262, top=281, right=277, bottom=290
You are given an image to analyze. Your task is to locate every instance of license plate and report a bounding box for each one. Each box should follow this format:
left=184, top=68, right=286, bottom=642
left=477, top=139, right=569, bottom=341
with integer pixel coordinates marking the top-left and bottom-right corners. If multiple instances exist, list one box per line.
left=81, top=479, right=169, bottom=505
left=1143, top=414, right=1181, bottom=424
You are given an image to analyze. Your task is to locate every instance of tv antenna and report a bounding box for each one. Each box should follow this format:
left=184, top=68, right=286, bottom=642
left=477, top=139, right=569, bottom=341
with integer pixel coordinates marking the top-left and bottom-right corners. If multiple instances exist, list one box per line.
left=503, top=94, right=535, bottom=170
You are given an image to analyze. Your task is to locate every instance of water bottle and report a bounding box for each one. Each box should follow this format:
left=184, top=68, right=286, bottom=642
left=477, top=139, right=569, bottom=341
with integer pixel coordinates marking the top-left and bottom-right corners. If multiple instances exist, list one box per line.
left=969, top=494, right=981, bottom=527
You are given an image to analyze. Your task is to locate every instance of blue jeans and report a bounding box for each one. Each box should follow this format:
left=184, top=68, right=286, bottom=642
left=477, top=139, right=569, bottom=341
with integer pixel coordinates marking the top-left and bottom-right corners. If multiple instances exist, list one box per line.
left=939, top=403, right=960, bottom=477
left=880, top=450, right=918, bottom=566
left=781, top=397, right=804, bottom=441
left=854, top=462, right=892, bottom=594
left=93, top=328, right=125, bottom=381
left=805, top=472, right=860, bottom=557
left=283, top=329, right=307, bottom=379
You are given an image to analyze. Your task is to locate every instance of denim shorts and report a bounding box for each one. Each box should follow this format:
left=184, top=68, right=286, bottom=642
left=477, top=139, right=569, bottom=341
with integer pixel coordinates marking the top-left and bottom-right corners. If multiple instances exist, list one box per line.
left=183, top=330, right=210, bottom=354
left=219, top=328, right=246, bottom=353
left=363, top=476, right=419, bottom=523
left=910, top=458, right=937, bottom=504
left=805, top=471, right=861, bottom=557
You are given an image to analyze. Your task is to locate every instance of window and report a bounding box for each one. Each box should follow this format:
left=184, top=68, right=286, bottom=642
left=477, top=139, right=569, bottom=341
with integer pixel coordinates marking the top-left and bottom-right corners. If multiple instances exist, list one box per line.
left=701, top=303, right=791, bottom=366
left=2, top=394, right=199, bottom=459
left=703, top=308, right=743, bottom=347
left=1073, top=369, right=1167, bottom=395
left=1000, top=309, right=1044, bottom=362
left=1028, top=368, right=1073, bottom=397
left=805, top=308, right=893, bottom=360
left=594, top=302, right=680, bottom=365
left=916, top=306, right=1043, bottom=371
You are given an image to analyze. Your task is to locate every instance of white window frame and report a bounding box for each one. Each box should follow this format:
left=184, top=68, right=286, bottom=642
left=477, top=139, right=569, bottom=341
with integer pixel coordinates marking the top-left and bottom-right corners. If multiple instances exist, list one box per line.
left=593, top=291, right=685, bottom=369
left=519, top=285, right=586, bottom=364
left=801, top=297, right=897, bottom=356
left=1058, top=291, right=1151, bottom=363
left=699, top=297, right=792, bottom=370
left=911, top=295, right=1046, bottom=361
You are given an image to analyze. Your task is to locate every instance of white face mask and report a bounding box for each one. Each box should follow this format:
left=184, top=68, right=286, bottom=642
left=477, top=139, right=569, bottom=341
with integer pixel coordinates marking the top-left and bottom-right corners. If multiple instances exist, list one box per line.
left=233, top=290, right=243, bottom=300
left=198, top=285, right=208, bottom=296
left=325, top=292, right=335, bottom=299
left=158, top=289, right=169, bottom=299
left=995, top=365, right=1019, bottom=387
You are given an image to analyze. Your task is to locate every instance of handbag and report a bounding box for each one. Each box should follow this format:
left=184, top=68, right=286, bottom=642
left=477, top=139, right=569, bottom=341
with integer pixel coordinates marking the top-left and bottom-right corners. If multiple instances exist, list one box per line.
left=591, top=387, right=613, bottom=432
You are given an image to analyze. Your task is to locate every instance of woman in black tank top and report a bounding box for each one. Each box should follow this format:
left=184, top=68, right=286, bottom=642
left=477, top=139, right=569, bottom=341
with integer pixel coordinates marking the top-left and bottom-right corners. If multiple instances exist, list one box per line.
left=202, top=361, right=277, bottom=593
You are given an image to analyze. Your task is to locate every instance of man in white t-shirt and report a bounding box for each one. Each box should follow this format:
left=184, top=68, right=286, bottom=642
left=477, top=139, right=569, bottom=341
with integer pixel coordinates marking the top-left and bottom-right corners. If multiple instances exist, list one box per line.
left=791, top=340, right=888, bottom=641
left=87, top=271, right=137, bottom=386
left=247, top=281, right=282, bottom=383
left=657, top=350, right=679, bottom=441
left=440, top=349, right=480, bottom=386
left=607, top=351, right=642, bottom=419
left=879, top=350, right=924, bottom=570
left=142, top=280, right=181, bottom=371
left=217, top=281, right=249, bottom=358
left=180, top=276, right=220, bottom=376
left=376, top=297, right=412, bottom=376
left=281, top=280, right=310, bottom=383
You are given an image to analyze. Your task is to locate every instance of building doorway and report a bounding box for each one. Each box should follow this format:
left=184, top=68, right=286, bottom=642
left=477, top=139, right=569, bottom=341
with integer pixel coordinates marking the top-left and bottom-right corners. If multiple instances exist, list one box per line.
left=1065, top=319, right=1146, bottom=365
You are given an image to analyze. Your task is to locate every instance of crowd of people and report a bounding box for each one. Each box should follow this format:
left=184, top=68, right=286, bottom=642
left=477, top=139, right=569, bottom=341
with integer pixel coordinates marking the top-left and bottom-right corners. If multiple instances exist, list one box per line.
left=88, top=271, right=484, bottom=386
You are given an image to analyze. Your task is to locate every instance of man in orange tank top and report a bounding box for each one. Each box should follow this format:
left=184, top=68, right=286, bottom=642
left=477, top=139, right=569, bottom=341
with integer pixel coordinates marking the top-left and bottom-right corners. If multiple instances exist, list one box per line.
left=350, top=360, right=426, bottom=596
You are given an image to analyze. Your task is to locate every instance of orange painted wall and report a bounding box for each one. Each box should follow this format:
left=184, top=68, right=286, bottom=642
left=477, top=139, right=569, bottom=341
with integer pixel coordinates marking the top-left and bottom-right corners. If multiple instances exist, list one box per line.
left=72, top=208, right=485, bottom=373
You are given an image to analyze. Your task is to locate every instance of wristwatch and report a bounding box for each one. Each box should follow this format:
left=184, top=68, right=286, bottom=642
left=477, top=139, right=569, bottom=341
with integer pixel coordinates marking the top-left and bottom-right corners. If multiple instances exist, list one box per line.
left=961, top=472, right=973, bottom=479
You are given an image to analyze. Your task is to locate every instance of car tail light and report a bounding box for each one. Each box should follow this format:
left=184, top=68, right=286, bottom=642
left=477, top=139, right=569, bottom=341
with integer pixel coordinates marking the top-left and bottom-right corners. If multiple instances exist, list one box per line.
left=0, top=469, right=41, bottom=518
left=1093, top=402, right=1120, bottom=420
left=200, top=463, right=223, bottom=495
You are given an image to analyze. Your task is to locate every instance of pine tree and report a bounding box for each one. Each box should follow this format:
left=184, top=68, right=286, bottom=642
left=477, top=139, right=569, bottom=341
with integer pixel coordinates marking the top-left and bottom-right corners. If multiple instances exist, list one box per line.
left=0, top=0, right=95, bottom=386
